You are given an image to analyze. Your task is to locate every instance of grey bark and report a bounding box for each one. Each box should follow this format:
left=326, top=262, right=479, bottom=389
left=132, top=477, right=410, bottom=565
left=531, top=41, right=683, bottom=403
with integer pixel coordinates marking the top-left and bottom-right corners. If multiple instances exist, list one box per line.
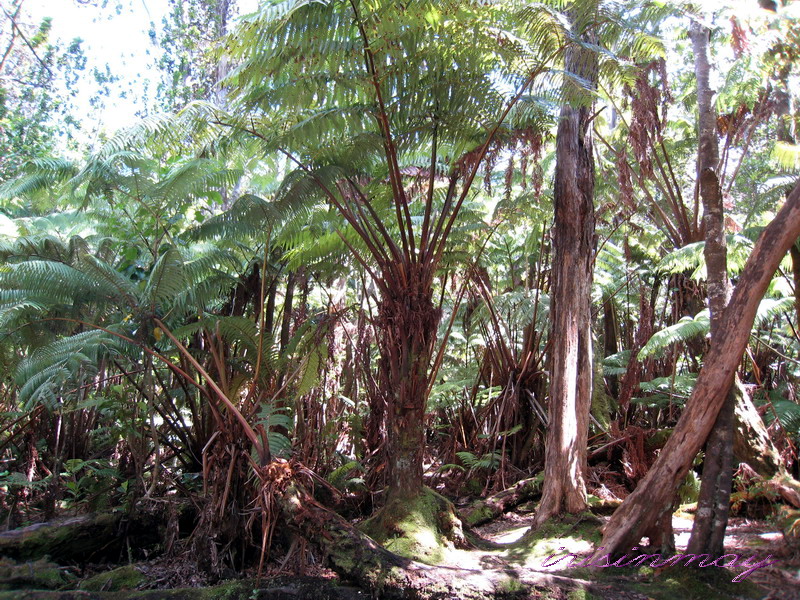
left=687, top=17, right=735, bottom=559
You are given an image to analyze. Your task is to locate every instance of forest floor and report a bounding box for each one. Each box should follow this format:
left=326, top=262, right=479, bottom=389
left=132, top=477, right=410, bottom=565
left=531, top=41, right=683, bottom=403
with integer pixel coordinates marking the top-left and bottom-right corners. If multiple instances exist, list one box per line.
left=461, top=506, right=800, bottom=599
left=1, top=502, right=797, bottom=599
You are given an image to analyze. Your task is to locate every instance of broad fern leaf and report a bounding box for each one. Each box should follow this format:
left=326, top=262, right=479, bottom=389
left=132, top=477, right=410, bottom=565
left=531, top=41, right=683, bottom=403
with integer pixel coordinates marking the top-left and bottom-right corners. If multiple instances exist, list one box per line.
left=638, top=310, right=710, bottom=360
left=145, top=246, right=186, bottom=307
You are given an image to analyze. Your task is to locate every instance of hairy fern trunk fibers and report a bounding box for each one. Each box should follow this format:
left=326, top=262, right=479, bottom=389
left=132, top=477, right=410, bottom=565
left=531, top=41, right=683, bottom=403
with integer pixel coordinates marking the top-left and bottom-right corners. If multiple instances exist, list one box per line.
left=687, top=18, right=735, bottom=559
left=533, top=21, right=597, bottom=525
left=376, top=263, right=440, bottom=501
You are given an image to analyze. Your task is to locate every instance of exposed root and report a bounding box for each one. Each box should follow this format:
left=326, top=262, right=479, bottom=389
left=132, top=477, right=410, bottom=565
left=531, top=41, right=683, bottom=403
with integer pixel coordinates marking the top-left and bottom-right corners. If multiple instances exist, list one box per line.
left=359, top=487, right=466, bottom=564
left=277, top=475, right=602, bottom=599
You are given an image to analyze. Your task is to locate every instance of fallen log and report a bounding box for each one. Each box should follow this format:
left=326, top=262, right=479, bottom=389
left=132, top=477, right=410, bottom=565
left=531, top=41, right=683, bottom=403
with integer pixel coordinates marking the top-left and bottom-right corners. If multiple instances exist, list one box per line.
left=0, top=510, right=166, bottom=564
left=0, top=558, right=73, bottom=591
left=0, top=514, right=122, bottom=563
left=458, top=474, right=543, bottom=527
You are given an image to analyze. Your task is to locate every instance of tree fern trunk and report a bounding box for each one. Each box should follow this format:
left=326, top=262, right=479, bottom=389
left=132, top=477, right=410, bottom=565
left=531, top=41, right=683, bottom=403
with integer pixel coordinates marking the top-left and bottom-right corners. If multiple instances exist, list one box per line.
left=279, top=271, right=295, bottom=354
left=377, top=263, right=440, bottom=501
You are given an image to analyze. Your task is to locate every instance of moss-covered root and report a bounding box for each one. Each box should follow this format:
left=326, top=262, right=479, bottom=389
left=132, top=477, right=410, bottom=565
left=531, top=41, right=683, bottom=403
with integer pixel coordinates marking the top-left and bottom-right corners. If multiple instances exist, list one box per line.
left=459, top=474, right=544, bottom=528
left=359, top=487, right=466, bottom=564
left=279, top=482, right=607, bottom=599
left=279, top=482, right=504, bottom=599
left=78, top=565, right=147, bottom=592
left=629, top=566, right=765, bottom=600
left=508, top=512, right=603, bottom=566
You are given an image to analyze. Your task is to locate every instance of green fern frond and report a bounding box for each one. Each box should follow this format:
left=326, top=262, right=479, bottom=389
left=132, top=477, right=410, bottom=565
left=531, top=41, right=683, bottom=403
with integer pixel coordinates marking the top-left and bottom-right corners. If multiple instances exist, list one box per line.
left=638, top=310, right=710, bottom=359
left=657, top=235, right=755, bottom=279
left=602, top=350, right=631, bottom=376
left=773, top=142, right=800, bottom=172
left=753, top=296, right=794, bottom=329
left=144, top=246, right=186, bottom=307
left=456, top=450, right=501, bottom=472
left=15, top=330, right=128, bottom=409
left=765, top=398, right=800, bottom=439
left=0, top=158, right=78, bottom=201
left=185, top=194, right=281, bottom=242
left=256, top=403, right=294, bottom=458
left=634, top=374, right=698, bottom=408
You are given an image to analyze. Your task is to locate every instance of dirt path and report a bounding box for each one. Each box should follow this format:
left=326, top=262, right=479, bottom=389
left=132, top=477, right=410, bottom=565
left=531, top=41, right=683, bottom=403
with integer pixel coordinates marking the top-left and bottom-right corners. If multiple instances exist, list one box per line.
left=429, top=508, right=797, bottom=599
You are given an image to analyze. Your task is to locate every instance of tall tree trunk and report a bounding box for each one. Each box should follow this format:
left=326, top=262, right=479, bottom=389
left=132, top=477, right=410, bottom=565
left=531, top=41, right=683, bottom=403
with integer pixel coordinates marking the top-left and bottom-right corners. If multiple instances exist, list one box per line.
left=686, top=17, right=735, bottom=558
left=533, top=11, right=598, bottom=526
left=214, top=0, right=232, bottom=108
left=595, top=179, right=800, bottom=559
left=263, top=274, right=278, bottom=342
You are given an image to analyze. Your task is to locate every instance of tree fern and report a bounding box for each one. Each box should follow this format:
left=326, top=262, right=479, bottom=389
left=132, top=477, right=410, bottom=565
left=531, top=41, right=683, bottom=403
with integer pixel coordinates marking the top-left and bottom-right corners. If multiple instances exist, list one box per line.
left=640, top=292, right=795, bottom=361
left=657, top=235, right=756, bottom=279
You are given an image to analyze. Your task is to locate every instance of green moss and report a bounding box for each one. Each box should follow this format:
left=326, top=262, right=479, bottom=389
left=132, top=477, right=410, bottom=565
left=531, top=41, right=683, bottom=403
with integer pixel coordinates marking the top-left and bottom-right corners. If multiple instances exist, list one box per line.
left=195, top=581, right=252, bottom=600
left=567, top=589, right=600, bottom=600
left=0, top=513, right=121, bottom=564
left=586, top=496, right=621, bottom=516
left=0, top=558, right=73, bottom=590
left=630, top=567, right=765, bottom=600
left=79, top=565, right=147, bottom=592
left=495, top=575, right=527, bottom=596
left=591, top=361, right=616, bottom=431
left=778, top=506, right=800, bottom=551
left=509, top=512, right=603, bottom=564
left=463, top=504, right=495, bottom=528
left=359, top=487, right=463, bottom=564
left=522, top=473, right=545, bottom=494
